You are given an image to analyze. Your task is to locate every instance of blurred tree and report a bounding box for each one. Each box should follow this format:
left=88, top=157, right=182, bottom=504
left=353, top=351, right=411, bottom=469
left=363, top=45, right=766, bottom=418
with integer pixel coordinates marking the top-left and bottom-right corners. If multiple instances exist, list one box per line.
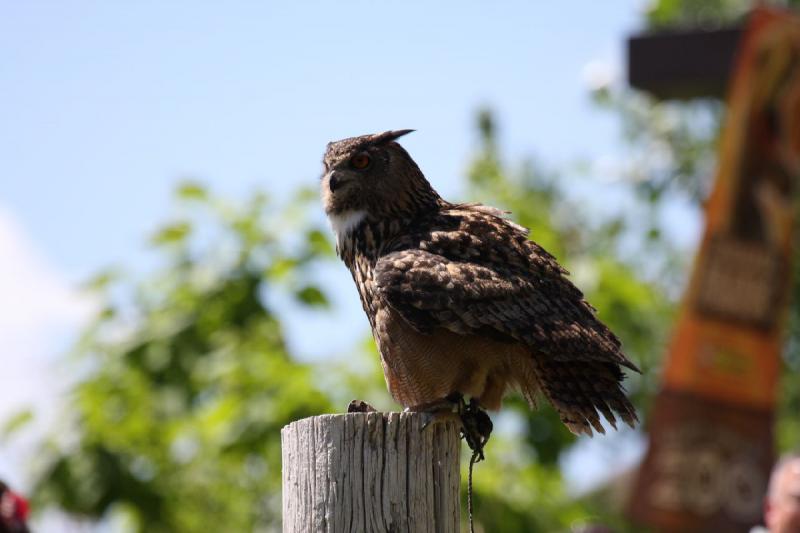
left=25, top=185, right=335, bottom=532
left=646, top=0, right=800, bottom=29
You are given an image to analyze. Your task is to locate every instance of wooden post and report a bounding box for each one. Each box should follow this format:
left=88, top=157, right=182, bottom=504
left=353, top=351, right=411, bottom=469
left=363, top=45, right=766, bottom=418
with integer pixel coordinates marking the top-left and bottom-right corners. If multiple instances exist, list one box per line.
left=281, top=412, right=460, bottom=533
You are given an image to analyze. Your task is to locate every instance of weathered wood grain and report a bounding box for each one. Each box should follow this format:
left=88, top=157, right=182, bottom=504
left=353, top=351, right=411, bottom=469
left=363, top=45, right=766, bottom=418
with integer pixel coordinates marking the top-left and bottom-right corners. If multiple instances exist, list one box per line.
left=281, top=412, right=460, bottom=533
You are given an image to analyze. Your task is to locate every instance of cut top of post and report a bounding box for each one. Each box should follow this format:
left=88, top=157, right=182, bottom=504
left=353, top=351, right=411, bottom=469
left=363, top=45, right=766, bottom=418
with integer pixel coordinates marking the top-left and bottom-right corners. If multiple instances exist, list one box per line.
left=281, top=412, right=460, bottom=533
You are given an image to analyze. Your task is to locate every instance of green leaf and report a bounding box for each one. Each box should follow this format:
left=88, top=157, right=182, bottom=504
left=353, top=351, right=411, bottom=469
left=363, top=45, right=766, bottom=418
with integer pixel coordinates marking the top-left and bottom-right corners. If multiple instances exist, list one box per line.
left=2, top=409, right=33, bottom=440
left=81, top=268, right=120, bottom=291
left=176, top=181, right=208, bottom=201
left=267, top=257, right=300, bottom=280
left=150, top=221, right=192, bottom=246
left=293, top=186, right=318, bottom=204
left=294, top=285, right=329, bottom=308
left=305, top=229, right=334, bottom=257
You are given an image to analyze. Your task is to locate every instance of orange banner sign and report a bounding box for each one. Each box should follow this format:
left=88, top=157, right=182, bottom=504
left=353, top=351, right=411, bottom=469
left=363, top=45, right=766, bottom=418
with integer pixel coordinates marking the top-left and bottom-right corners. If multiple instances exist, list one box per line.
left=630, top=7, right=799, bottom=532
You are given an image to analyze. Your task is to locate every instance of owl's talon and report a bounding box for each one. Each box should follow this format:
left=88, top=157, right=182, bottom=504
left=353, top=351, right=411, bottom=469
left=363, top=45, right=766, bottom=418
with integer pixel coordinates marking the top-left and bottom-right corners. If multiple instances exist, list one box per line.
left=460, top=398, right=493, bottom=461
left=419, top=409, right=461, bottom=431
left=409, top=395, right=493, bottom=460
left=408, top=395, right=461, bottom=431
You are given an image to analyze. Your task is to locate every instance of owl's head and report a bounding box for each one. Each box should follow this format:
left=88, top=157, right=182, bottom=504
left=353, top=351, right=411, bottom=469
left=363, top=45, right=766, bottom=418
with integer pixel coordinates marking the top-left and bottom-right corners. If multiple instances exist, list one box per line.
left=321, top=130, right=440, bottom=223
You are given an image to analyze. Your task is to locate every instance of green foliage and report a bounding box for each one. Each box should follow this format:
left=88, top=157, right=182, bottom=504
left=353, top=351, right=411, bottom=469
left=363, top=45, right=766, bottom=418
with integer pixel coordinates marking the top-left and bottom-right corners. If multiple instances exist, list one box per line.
left=777, top=244, right=800, bottom=451
left=592, top=88, right=723, bottom=206
left=1, top=409, right=34, bottom=441
left=29, top=185, right=335, bottom=532
left=467, top=440, right=593, bottom=532
left=645, top=0, right=752, bottom=29
left=646, top=0, right=800, bottom=30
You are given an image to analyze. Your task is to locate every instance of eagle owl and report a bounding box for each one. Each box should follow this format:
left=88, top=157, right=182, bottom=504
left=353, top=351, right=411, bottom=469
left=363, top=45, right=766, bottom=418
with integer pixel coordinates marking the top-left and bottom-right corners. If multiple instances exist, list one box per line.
left=321, top=129, right=638, bottom=436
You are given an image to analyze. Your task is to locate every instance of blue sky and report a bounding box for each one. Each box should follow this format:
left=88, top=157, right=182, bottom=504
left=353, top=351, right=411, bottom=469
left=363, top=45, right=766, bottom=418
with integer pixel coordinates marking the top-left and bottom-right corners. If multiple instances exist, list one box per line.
left=2, top=1, right=643, bottom=279
left=0, top=0, right=657, bottom=518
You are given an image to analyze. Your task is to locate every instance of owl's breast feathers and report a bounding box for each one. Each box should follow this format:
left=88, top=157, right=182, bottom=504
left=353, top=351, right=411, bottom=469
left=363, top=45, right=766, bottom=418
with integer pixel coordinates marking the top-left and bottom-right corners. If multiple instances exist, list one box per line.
left=341, top=203, right=639, bottom=435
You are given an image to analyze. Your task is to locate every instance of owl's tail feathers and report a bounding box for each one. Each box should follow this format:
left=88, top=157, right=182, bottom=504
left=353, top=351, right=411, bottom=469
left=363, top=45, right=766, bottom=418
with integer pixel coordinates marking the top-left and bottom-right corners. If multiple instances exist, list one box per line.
left=534, top=358, right=639, bottom=437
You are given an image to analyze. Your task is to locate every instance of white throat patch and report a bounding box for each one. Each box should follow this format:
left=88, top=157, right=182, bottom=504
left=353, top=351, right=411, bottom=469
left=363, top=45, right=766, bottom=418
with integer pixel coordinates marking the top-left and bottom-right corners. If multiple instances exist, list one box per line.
left=328, top=210, right=366, bottom=249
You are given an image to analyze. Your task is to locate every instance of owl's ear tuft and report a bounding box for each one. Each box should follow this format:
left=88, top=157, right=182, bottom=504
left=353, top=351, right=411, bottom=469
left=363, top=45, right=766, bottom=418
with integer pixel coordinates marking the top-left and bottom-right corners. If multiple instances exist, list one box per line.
left=372, top=129, right=415, bottom=146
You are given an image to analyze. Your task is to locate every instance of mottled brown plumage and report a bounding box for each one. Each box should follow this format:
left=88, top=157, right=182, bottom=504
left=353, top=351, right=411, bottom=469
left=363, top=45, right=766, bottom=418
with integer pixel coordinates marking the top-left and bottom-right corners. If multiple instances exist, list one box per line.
left=321, top=130, right=639, bottom=436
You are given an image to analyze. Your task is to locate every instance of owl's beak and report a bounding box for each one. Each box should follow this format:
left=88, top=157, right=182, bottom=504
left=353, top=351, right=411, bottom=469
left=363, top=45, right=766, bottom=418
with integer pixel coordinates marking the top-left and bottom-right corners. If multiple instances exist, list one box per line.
left=326, top=170, right=352, bottom=193
left=328, top=171, right=341, bottom=193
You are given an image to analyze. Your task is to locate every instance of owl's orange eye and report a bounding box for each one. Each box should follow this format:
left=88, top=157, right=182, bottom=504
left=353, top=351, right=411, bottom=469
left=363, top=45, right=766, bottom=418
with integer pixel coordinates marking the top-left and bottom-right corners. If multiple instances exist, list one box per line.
left=350, top=153, right=371, bottom=170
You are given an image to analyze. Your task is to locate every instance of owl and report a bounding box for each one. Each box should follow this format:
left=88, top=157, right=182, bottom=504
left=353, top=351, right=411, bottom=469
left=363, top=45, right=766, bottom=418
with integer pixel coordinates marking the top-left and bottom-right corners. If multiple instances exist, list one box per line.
left=320, top=129, right=639, bottom=439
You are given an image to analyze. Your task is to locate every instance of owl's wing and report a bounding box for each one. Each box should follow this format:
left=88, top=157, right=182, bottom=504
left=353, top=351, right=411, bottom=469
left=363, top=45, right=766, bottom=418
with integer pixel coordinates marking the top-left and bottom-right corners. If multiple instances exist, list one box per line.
left=374, top=207, right=638, bottom=373
left=374, top=207, right=640, bottom=433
